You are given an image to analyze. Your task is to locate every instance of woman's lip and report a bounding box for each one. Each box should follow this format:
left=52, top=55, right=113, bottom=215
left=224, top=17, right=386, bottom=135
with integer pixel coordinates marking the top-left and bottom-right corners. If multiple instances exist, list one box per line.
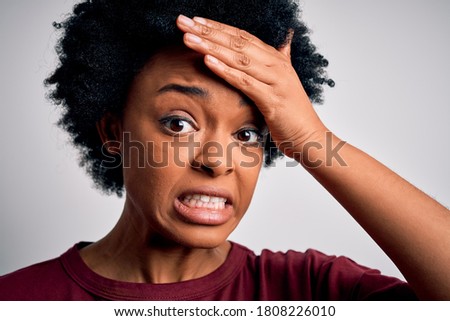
left=174, top=197, right=234, bottom=226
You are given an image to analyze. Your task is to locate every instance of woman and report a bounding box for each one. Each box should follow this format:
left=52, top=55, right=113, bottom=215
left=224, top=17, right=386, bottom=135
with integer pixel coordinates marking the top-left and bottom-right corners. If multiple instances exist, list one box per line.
left=0, top=0, right=449, bottom=300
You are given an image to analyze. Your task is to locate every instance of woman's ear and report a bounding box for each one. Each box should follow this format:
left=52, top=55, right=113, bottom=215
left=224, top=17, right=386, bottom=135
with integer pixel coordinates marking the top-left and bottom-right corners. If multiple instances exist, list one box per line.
left=96, top=113, right=122, bottom=155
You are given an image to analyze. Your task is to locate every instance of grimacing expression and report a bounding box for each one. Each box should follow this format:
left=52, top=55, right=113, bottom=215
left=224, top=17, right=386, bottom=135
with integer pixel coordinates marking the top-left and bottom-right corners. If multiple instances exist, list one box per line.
left=106, top=48, right=265, bottom=248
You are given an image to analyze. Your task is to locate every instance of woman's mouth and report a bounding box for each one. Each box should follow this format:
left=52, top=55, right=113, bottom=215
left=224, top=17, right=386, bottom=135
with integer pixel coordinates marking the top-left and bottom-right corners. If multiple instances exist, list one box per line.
left=174, top=188, right=234, bottom=225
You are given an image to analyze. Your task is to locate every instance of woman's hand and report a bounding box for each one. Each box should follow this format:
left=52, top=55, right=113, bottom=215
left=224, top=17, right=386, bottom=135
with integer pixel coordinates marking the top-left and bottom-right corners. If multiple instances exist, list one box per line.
left=176, top=15, right=327, bottom=158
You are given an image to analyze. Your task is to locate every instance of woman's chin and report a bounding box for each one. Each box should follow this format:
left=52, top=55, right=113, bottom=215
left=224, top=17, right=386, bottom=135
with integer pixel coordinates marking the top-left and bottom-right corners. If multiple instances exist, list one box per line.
left=169, top=228, right=231, bottom=250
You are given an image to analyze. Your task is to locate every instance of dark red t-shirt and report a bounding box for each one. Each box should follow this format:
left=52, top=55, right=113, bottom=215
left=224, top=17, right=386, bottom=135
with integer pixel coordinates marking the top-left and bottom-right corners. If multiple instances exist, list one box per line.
left=0, top=242, right=416, bottom=300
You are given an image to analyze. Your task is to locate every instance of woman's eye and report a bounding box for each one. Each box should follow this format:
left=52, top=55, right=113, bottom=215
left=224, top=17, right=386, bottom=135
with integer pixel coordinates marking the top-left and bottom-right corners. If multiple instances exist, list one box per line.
left=235, top=128, right=263, bottom=145
left=160, top=117, right=196, bottom=134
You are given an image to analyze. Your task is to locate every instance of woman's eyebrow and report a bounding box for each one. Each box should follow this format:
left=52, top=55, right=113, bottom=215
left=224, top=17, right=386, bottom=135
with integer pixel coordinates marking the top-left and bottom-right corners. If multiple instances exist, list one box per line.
left=157, top=83, right=209, bottom=98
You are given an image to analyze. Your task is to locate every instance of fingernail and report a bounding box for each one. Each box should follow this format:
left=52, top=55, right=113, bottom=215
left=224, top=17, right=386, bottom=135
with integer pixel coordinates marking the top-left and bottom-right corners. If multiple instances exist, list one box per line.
left=193, top=17, right=207, bottom=25
left=186, top=33, right=202, bottom=44
left=178, top=14, right=195, bottom=27
left=206, top=55, right=219, bottom=64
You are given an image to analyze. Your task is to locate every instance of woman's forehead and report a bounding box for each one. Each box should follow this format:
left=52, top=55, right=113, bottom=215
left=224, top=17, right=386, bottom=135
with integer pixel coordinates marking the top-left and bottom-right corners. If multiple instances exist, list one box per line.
left=124, top=48, right=264, bottom=125
left=134, top=47, right=248, bottom=102
left=145, top=47, right=208, bottom=78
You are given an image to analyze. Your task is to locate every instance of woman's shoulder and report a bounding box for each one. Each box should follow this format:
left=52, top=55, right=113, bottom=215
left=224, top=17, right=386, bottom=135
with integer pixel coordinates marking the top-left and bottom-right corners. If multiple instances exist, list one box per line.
left=0, top=244, right=94, bottom=300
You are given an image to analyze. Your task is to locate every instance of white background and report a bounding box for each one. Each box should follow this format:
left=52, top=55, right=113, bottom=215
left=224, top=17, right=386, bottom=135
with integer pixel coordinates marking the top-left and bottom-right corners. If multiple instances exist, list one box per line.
left=0, top=0, right=449, bottom=281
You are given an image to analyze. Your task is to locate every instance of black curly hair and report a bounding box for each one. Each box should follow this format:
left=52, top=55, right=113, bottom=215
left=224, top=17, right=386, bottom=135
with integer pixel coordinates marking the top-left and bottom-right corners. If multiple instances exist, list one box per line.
left=46, top=0, right=332, bottom=196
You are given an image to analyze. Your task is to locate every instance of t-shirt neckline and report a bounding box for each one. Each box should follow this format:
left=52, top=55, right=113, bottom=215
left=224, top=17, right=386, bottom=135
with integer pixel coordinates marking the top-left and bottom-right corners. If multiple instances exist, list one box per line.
left=59, top=241, right=249, bottom=300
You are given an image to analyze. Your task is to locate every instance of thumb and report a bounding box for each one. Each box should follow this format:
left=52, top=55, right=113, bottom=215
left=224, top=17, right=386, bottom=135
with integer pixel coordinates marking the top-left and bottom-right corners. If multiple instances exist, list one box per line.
left=278, top=29, right=294, bottom=58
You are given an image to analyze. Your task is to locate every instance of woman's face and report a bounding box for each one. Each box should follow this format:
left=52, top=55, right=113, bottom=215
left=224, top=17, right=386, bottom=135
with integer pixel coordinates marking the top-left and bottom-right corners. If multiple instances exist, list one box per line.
left=117, top=48, right=265, bottom=248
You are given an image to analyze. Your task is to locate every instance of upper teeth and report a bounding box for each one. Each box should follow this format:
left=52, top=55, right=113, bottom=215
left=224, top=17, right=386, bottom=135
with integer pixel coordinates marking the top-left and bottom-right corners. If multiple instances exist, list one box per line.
left=184, top=194, right=227, bottom=203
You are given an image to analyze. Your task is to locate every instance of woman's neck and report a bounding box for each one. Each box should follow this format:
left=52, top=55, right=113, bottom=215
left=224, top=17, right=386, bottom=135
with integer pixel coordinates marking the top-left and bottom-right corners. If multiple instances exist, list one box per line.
left=79, top=210, right=231, bottom=284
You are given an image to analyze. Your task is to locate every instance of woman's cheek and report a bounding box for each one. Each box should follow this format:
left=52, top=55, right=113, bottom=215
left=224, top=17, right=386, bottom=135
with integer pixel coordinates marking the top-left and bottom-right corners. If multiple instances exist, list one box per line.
left=239, top=146, right=264, bottom=170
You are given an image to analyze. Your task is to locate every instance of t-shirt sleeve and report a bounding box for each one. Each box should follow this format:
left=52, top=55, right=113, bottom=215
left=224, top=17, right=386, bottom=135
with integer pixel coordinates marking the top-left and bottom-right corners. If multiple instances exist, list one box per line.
left=257, top=248, right=417, bottom=300
left=315, top=253, right=417, bottom=300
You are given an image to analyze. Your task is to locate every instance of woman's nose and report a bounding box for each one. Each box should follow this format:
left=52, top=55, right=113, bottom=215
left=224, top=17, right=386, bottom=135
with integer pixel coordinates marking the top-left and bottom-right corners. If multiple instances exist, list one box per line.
left=191, top=137, right=236, bottom=177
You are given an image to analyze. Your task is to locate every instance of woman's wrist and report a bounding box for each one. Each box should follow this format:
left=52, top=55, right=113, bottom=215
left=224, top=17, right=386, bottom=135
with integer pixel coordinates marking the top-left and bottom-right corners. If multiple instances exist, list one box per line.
left=289, top=129, right=346, bottom=169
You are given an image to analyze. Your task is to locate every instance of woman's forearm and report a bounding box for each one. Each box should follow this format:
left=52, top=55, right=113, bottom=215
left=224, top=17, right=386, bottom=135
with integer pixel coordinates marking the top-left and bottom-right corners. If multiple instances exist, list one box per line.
left=298, top=131, right=450, bottom=299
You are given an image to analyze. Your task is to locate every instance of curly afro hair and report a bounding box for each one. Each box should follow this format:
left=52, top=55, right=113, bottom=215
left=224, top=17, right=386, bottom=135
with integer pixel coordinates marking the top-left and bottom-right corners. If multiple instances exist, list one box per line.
left=46, top=0, right=332, bottom=196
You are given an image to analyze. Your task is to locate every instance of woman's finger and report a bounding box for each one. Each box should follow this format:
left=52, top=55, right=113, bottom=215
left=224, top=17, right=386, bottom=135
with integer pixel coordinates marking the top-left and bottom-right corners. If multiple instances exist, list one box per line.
left=190, top=16, right=270, bottom=51
left=182, top=32, right=282, bottom=85
left=177, top=15, right=295, bottom=86
left=278, top=29, right=294, bottom=59
left=177, top=15, right=278, bottom=57
left=192, top=16, right=242, bottom=37
left=203, top=55, right=274, bottom=116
